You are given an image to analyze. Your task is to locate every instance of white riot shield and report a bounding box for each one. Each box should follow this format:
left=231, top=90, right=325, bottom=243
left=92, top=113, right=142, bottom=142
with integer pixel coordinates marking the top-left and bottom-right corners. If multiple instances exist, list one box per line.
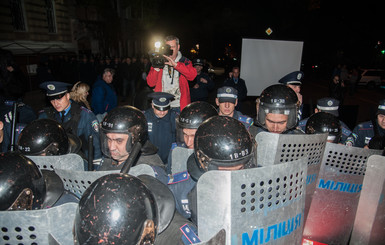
left=28, top=154, right=85, bottom=171
left=0, top=202, right=77, bottom=245
left=303, top=143, right=382, bottom=244
left=256, top=132, right=328, bottom=221
left=55, top=164, right=156, bottom=198
left=170, top=146, right=194, bottom=174
left=197, top=159, right=307, bottom=245
left=350, top=155, right=385, bottom=245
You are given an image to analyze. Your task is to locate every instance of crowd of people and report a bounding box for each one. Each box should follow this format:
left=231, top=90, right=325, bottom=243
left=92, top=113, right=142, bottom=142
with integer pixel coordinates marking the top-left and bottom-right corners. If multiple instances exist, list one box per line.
left=0, top=34, right=384, bottom=244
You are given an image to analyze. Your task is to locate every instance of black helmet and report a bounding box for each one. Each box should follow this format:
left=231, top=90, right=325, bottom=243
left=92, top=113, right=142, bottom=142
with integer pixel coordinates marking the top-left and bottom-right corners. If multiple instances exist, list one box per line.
left=100, top=106, right=148, bottom=157
left=74, top=173, right=158, bottom=245
left=0, top=152, right=46, bottom=210
left=256, top=84, right=299, bottom=130
left=305, top=112, right=342, bottom=143
left=177, top=101, right=218, bottom=129
left=188, top=116, right=254, bottom=180
left=17, top=118, right=70, bottom=156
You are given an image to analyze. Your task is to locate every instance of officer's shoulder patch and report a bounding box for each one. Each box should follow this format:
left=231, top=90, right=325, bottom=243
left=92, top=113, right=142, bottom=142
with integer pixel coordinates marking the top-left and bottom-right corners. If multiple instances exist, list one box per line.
left=180, top=224, right=201, bottom=244
left=91, top=120, right=99, bottom=132
left=168, top=171, right=189, bottom=184
left=80, top=106, right=92, bottom=113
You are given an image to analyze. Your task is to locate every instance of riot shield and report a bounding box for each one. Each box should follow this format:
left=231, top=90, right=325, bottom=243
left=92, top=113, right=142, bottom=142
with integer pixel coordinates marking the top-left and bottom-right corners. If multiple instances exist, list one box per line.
left=350, top=154, right=385, bottom=245
left=303, top=143, right=382, bottom=244
left=197, top=159, right=307, bottom=245
left=0, top=202, right=77, bottom=245
left=256, top=132, right=328, bottom=221
left=195, top=229, right=226, bottom=245
left=55, top=164, right=156, bottom=198
left=170, top=146, right=194, bottom=174
left=28, top=153, right=85, bottom=171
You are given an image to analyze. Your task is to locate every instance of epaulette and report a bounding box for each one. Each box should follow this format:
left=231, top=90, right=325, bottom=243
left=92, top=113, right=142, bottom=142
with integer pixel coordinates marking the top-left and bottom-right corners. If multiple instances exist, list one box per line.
left=357, top=121, right=373, bottom=129
left=238, top=115, right=254, bottom=129
left=80, top=106, right=92, bottom=113
left=180, top=224, right=201, bottom=244
left=171, top=142, right=185, bottom=150
left=168, top=171, right=189, bottom=184
left=298, top=119, right=307, bottom=127
left=341, top=127, right=352, bottom=136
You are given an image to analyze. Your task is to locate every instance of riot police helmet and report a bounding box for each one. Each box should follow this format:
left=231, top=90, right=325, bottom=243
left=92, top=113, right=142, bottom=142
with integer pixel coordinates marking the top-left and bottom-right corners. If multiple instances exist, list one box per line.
left=74, top=173, right=158, bottom=245
left=17, top=118, right=71, bottom=156
left=100, top=106, right=148, bottom=157
left=188, top=116, right=254, bottom=180
left=0, top=152, right=46, bottom=210
left=256, top=84, right=299, bottom=130
left=305, top=112, right=342, bottom=143
left=177, top=101, right=218, bottom=129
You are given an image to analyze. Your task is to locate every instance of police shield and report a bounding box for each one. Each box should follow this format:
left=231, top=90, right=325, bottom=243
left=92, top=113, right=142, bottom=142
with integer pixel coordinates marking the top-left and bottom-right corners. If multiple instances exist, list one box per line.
left=54, top=164, right=156, bottom=198
left=303, top=143, right=382, bottom=244
left=28, top=153, right=85, bottom=171
left=170, top=146, right=194, bottom=174
left=0, top=202, right=77, bottom=245
left=197, top=159, right=307, bottom=245
left=350, top=154, right=385, bottom=245
left=256, top=132, right=328, bottom=221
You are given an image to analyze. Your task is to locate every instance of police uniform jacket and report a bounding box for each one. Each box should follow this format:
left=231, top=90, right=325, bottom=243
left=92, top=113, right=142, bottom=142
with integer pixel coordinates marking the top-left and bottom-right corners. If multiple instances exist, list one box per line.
left=91, top=75, right=118, bottom=115
left=190, top=72, right=215, bottom=102
left=155, top=211, right=200, bottom=245
left=144, top=108, right=178, bottom=164
left=38, top=101, right=102, bottom=159
left=345, top=120, right=385, bottom=147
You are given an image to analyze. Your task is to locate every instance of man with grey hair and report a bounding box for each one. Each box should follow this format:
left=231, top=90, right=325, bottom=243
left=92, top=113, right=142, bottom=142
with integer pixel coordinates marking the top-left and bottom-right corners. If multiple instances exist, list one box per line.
left=146, top=35, right=197, bottom=111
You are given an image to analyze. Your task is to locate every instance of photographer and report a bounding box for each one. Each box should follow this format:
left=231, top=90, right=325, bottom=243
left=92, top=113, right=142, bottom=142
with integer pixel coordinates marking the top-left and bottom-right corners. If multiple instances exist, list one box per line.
left=146, top=35, right=197, bottom=111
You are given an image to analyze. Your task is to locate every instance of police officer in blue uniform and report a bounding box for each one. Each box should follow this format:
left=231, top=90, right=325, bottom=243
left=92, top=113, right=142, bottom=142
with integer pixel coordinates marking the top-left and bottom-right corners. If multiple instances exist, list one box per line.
left=96, top=106, right=168, bottom=184
left=279, top=71, right=304, bottom=120
left=298, top=97, right=352, bottom=144
left=255, top=84, right=303, bottom=135
left=144, top=92, right=178, bottom=164
left=38, top=81, right=102, bottom=161
left=215, top=86, right=254, bottom=130
left=190, top=58, right=215, bottom=102
left=167, top=102, right=218, bottom=218
left=345, top=99, right=385, bottom=148
left=171, top=116, right=256, bottom=224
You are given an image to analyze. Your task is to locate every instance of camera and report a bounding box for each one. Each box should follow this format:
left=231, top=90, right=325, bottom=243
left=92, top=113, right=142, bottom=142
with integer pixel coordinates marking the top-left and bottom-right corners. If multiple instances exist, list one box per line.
left=148, top=43, right=173, bottom=68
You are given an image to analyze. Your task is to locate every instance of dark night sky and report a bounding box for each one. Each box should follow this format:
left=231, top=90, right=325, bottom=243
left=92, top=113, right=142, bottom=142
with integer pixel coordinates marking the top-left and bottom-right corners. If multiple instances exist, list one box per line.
left=153, top=0, right=385, bottom=68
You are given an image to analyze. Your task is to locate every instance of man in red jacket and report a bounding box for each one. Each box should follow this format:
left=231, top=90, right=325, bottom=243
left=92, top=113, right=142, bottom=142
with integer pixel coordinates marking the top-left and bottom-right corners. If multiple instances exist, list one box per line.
left=146, top=35, right=197, bottom=111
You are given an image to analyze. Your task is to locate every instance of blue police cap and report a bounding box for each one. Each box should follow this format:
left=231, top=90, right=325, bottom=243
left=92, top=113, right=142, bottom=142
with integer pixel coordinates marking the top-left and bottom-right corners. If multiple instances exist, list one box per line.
left=217, top=86, right=238, bottom=103
left=278, top=71, right=304, bottom=86
left=148, top=92, right=174, bottom=111
left=377, top=99, right=385, bottom=115
left=193, top=58, right=204, bottom=66
left=39, top=81, right=71, bottom=97
left=317, top=97, right=340, bottom=116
